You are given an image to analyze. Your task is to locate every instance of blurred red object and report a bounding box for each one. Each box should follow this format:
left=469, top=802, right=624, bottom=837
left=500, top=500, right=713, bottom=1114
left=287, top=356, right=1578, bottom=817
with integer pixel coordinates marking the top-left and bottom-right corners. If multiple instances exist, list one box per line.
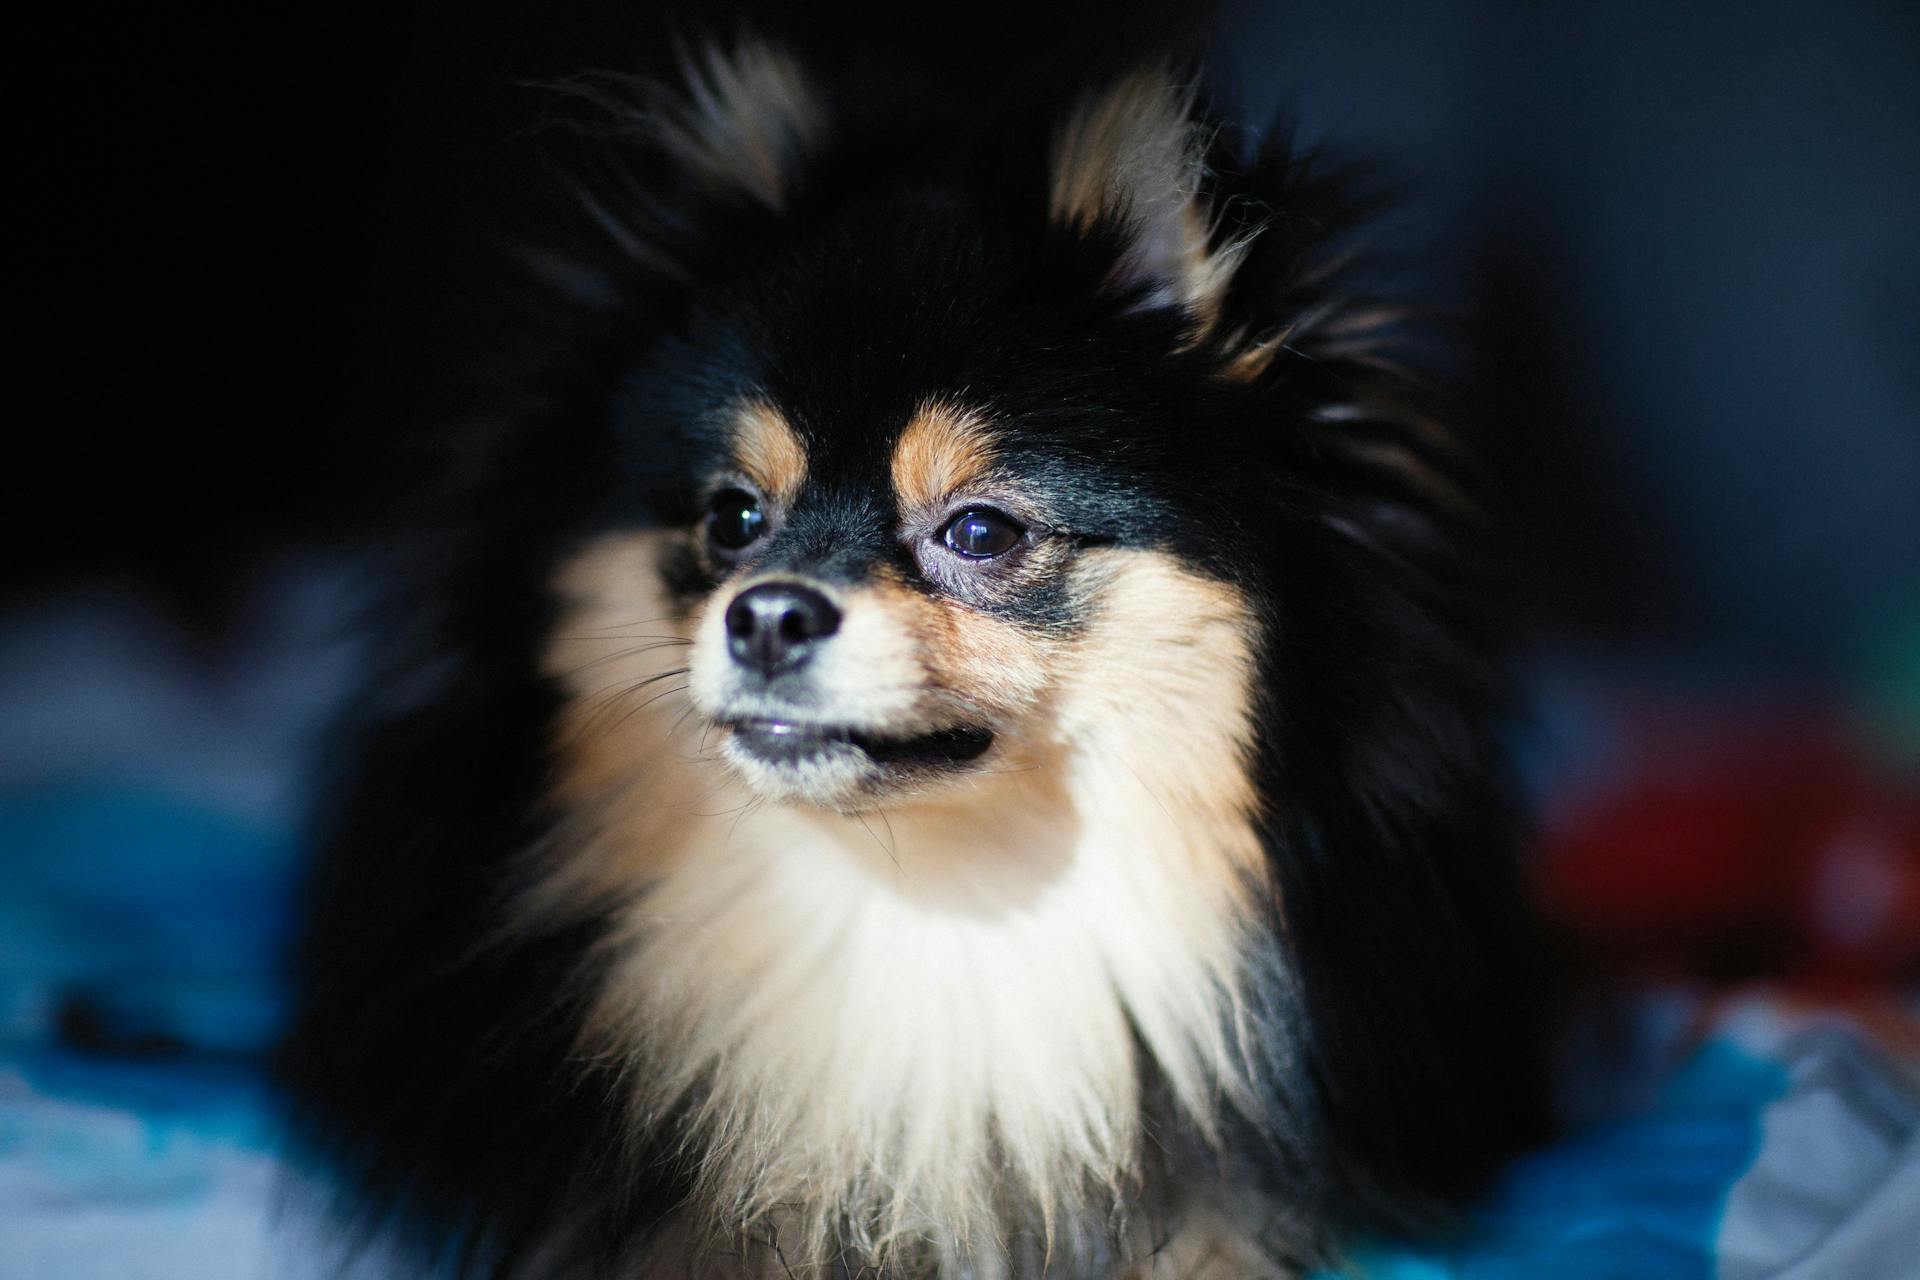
left=1542, top=700, right=1920, bottom=985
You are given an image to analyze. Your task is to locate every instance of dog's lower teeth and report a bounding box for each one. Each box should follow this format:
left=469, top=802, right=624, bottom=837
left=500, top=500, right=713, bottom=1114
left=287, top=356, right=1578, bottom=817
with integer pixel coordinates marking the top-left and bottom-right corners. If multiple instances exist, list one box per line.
left=731, top=720, right=991, bottom=768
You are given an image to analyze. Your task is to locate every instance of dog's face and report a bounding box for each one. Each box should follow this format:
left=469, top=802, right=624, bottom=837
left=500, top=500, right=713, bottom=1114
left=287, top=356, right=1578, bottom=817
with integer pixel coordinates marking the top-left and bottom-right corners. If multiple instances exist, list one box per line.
left=544, top=63, right=1281, bottom=820
left=682, top=396, right=1072, bottom=809
left=603, top=325, right=1253, bottom=820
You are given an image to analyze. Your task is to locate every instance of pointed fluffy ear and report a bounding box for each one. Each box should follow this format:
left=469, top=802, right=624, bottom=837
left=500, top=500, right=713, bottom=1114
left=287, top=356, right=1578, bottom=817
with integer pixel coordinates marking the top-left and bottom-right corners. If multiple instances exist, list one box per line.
left=1049, top=72, right=1248, bottom=331
left=652, top=39, right=825, bottom=210
left=535, top=40, right=822, bottom=290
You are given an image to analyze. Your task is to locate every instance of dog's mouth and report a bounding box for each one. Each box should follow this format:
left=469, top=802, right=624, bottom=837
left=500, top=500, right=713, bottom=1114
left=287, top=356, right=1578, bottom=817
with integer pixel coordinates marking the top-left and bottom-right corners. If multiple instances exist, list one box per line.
left=726, top=718, right=995, bottom=770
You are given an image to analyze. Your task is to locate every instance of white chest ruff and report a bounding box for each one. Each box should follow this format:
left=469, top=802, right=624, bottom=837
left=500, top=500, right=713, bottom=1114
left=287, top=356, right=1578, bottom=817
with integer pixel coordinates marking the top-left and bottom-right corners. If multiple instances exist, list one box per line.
left=584, top=749, right=1261, bottom=1269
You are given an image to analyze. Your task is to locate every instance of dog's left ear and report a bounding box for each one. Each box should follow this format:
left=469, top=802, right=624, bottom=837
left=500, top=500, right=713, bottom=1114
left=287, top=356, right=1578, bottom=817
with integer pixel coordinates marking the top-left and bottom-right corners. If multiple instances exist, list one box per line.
left=1048, top=71, right=1247, bottom=333
left=538, top=39, right=826, bottom=289
left=657, top=40, right=825, bottom=211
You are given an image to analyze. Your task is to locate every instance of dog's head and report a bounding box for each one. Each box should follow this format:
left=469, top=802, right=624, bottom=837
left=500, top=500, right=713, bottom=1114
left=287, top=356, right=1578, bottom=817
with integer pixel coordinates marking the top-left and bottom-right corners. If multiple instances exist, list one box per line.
left=537, top=44, right=1450, bottom=827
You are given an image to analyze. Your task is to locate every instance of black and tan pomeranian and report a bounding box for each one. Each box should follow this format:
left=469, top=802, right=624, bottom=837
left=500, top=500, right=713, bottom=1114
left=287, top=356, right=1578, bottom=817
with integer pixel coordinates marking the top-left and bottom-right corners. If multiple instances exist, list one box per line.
left=281, top=27, right=1545, bottom=1280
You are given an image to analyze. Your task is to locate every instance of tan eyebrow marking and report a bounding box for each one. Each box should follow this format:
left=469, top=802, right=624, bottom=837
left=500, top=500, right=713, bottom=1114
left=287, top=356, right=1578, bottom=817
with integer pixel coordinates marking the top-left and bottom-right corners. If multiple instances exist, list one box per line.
left=730, top=400, right=807, bottom=505
left=891, top=401, right=998, bottom=511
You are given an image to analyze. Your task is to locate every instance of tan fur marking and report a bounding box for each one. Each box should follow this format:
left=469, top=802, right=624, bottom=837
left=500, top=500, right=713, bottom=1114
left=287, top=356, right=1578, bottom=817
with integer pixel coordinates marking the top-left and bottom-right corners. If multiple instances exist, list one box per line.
left=1217, top=341, right=1280, bottom=383
left=730, top=400, right=808, bottom=505
left=856, top=564, right=1058, bottom=727
left=927, top=596, right=1054, bottom=719
left=1055, top=551, right=1269, bottom=905
left=540, top=530, right=734, bottom=911
left=891, top=402, right=999, bottom=511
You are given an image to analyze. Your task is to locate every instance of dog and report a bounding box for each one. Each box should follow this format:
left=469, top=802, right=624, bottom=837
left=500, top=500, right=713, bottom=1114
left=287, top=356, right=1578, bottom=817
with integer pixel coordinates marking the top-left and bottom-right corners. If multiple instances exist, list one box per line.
left=280, top=33, right=1545, bottom=1279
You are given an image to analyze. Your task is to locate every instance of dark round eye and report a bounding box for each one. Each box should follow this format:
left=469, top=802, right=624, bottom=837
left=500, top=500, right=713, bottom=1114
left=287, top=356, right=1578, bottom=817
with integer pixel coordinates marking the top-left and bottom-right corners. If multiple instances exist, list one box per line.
left=705, top=488, right=766, bottom=552
left=942, top=508, right=1024, bottom=559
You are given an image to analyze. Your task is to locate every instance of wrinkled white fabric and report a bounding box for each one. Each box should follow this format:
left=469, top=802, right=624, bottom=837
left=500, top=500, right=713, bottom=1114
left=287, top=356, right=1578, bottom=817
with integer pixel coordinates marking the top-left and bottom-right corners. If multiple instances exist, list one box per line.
left=1718, top=1022, right=1920, bottom=1280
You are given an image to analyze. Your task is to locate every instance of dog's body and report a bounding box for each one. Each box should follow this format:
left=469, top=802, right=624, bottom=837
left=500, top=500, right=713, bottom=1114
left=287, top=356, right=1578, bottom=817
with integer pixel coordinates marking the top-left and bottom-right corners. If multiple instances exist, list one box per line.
left=281, top=35, right=1544, bottom=1279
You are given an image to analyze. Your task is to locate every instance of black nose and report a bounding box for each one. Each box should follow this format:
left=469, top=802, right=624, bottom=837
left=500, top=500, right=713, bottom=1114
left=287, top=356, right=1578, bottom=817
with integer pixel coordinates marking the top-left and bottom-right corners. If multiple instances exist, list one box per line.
left=724, top=582, right=841, bottom=676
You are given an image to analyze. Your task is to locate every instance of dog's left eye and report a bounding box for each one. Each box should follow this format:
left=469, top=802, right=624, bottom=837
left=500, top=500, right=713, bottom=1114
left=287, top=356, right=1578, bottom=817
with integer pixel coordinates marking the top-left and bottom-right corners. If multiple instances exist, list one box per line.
left=706, top=488, right=766, bottom=553
left=942, top=508, right=1023, bottom=559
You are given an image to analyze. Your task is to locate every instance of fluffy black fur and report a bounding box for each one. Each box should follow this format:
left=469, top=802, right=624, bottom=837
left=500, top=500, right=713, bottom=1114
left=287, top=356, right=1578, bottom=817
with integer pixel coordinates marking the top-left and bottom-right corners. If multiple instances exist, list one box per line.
left=280, top=27, right=1547, bottom=1279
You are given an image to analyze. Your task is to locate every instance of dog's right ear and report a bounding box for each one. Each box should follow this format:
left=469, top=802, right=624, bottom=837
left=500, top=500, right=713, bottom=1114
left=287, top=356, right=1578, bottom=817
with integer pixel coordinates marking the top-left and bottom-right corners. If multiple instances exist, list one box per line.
left=1047, top=70, right=1248, bottom=336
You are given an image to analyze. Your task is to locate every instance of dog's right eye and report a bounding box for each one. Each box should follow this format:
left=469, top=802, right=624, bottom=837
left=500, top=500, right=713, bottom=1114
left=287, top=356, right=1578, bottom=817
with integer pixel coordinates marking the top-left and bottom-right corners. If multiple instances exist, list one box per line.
left=705, top=488, right=766, bottom=554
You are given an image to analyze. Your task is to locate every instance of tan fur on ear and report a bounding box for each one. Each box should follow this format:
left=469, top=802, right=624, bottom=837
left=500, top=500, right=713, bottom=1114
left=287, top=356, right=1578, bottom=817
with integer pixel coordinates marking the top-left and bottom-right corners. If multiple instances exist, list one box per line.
left=657, top=40, right=825, bottom=210
left=1049, top=72, right=1251, bottom=333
